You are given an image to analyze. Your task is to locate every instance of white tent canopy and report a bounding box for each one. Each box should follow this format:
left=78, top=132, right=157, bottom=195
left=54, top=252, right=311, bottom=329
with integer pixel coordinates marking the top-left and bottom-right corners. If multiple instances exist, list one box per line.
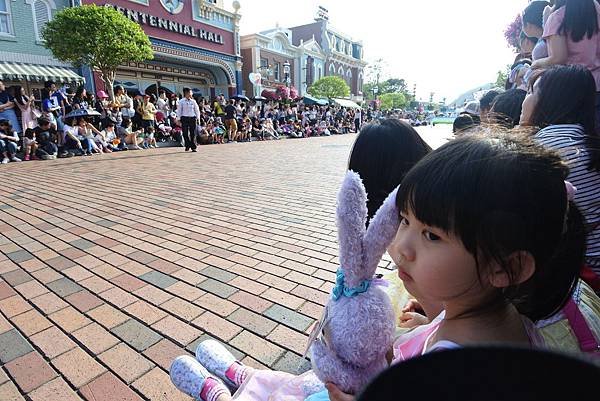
left=332, top=98, right=361, bottom=109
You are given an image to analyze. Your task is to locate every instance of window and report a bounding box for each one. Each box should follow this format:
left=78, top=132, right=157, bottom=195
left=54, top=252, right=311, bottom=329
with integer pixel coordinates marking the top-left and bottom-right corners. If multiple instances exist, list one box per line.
left=318, top=67, right=322, bottom=80
left=0, top=0, right=13, bottom=35
left=338, top=66, right=344, bottom=76
left=32, top=0, right=52, bottom=41
left=329, top=64, right=335, bottom=76
left=274, top=63, right=280, bottom=81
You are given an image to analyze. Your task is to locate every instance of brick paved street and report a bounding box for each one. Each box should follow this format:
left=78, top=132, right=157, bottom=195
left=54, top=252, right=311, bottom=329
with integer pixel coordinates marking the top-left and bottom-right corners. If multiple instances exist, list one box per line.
left=0, top=134, right=400, bottom=401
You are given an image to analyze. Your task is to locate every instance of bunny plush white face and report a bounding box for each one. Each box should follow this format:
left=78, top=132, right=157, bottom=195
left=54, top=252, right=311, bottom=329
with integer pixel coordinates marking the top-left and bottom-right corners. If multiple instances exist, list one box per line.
left=309, top=171, right=400, bottom=395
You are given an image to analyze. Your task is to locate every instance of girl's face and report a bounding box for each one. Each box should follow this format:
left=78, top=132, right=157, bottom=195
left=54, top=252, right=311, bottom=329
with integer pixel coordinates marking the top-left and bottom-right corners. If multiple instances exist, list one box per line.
left=519, top=78, right=541, bottom=126
left=387, top=210, right=483, bottom=305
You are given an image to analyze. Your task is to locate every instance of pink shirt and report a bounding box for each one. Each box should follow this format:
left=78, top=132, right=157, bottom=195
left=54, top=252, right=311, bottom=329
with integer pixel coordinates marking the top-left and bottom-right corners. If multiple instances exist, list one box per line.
left=543, top=3, right=600, bottom=90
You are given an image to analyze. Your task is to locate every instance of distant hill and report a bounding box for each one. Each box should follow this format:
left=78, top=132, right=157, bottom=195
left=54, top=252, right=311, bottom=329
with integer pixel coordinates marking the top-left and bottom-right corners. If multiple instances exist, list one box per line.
left=449, top=83, right=497, bottom=108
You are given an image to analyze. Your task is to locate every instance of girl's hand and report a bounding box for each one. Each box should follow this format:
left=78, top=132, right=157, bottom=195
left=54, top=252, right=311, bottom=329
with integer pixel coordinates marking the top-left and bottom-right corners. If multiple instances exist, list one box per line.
left=402, top=299, right=424, bottom=315
left=399, top=311, right=429, bottom=329
left=325, top=383, right=354, bottom=401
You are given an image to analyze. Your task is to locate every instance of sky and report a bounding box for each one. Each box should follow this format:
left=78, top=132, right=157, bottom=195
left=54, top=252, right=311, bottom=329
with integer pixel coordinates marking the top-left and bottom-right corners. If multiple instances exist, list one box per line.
left=235, top=0, right=528, bottom=103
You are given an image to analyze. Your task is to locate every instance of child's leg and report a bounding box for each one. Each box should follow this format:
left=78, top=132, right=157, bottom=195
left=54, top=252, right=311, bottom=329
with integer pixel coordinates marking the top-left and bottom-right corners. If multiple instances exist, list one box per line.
left=195, top=340, right=255, bottom=389
left=170, top=355, right=232, bottom=401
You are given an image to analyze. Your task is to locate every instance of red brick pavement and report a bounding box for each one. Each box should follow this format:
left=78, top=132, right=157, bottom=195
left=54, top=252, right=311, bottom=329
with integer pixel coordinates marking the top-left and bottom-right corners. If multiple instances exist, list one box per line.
left=0, top=135, right=395, bottom=400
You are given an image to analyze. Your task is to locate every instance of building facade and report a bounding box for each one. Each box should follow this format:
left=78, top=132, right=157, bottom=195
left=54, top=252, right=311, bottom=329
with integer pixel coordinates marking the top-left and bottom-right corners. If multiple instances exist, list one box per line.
left=0, top=0, right=84, bottom=95
left=80, top=0, right=243, bottom=98
left=240, top=27, right=311, bottom=98
left=241, top=9, right=366, bottom=101
left=289, top=10, right=366, bottom=102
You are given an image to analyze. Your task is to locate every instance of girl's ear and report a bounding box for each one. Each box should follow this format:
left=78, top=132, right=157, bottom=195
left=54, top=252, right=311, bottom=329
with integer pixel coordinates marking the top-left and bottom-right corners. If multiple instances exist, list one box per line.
left=489, top=251, right=536, bottom=288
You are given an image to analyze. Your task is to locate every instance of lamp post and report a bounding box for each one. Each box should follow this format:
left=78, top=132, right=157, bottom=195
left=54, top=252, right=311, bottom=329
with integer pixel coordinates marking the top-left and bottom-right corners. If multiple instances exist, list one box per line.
left=283, top=60, right=291, bottom=88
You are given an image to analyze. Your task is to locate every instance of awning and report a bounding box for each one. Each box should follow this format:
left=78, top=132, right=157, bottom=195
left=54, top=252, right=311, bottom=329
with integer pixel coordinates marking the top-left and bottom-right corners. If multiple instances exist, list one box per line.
left=302, top=95, right=328, bottom=106
left=332, top=98, right=361, bottom=109
left=0, top=62, right=85, bottom=84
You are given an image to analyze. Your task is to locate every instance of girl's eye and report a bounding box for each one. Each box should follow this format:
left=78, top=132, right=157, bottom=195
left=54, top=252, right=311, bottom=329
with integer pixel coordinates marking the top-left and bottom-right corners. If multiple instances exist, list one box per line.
left=399, top=217, right=409, bottom=226
left=424, top=231, right=441, bottom=241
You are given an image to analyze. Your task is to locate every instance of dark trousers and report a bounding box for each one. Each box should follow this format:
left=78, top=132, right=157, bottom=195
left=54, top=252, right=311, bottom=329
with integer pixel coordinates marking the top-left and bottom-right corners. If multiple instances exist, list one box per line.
left=181, top=116, right=197, bottom=150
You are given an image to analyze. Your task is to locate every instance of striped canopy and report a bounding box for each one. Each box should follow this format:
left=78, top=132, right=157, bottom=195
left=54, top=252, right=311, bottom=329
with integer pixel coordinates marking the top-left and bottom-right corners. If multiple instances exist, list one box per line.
left=0, top=62, right=84, bottom=84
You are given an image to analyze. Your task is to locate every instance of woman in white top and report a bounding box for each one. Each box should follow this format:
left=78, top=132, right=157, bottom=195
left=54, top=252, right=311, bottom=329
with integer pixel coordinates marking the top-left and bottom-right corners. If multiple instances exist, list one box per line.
left=521, top=64, right=600, bottom=291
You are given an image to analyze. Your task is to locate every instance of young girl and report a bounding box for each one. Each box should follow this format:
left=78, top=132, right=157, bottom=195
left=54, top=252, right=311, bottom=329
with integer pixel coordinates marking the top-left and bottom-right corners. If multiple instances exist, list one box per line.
left=143, top=126, right=157, bottom=149
left=77, top=117, right=102, bottom=155
left=171, top=133, right=586, bottom=401
left=22, top=128, right=38, bottom=161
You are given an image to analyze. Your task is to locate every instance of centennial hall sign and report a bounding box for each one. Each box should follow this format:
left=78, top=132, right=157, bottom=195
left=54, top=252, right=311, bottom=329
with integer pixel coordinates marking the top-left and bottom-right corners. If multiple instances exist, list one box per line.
left=104, top=4, right=225, bottom=45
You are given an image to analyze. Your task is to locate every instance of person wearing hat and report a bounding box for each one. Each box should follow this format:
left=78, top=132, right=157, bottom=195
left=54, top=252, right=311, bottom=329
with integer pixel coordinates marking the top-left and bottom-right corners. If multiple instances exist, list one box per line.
left=95, top=90, right=110, bottom=121
left=176, top=87, right=201, bottom=152
left=459, top=101, right=481, bottom=124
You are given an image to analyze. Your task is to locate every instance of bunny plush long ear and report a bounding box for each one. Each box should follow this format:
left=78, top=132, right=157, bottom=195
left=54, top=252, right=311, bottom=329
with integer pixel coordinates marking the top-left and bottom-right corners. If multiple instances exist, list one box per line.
left=336, top=171, right=368, bottom=288
left=362, top=186, right=400, bottom=277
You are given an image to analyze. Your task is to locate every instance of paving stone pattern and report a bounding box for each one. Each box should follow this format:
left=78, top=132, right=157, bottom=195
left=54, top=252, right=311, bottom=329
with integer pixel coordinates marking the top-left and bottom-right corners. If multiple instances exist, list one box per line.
left=0, top=135, right=395, bottom=400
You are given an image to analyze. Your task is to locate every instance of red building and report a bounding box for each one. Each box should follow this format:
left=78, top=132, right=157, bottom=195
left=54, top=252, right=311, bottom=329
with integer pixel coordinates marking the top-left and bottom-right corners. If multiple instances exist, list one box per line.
left=79, top=0, right=242, bottom=98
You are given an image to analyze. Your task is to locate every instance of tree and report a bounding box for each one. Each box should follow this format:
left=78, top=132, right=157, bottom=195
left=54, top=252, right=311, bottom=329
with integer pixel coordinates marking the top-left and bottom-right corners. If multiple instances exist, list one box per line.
left=496, top=66, right=510, bottom=88
left=308, top=76, right=350, bottom=99
left=42, top=5, right=153, bottom=101
left=380, top=78, right=408, bottom=95
left=379, top=93, right=407, bottom=111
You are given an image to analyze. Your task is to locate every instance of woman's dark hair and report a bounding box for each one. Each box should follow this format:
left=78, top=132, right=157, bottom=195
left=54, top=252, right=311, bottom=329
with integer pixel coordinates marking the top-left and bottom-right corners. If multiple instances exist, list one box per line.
left=24, top=128, right=35, bottom=139
left=75, top=86, right=85, bottom=98
left=453, top=114, right=476, bottom=133
left=121, top=117, right=131, bottom=127
left=348, top=118, right=431, bottom=222
left=13, top=85, right=26, bottom=106
left=522, top=1, right=551, bottom=28
left=555, top=0, right=599, bottom=42
left=396, top=133, right=583, bottom=321
left=529, top=64, right=600, bottom=170
left=479, top=90, right=503, bottom=113
left=489, top=89, right=527, bottom=128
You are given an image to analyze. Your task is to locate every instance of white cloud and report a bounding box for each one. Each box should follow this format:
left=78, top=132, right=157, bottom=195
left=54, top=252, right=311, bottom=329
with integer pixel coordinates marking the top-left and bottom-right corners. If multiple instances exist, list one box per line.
left=237, top=0, right=528, bottom=102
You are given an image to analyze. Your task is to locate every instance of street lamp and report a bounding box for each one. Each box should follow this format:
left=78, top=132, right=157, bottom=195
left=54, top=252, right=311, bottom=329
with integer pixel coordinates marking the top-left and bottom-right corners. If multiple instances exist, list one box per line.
left=283, top=60, right=291, bottom=88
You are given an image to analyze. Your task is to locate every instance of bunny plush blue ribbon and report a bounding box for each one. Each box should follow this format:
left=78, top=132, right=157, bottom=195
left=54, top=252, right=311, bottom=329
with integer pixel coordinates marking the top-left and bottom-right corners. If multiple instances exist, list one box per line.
left=331, top=269, right=372, bottom=301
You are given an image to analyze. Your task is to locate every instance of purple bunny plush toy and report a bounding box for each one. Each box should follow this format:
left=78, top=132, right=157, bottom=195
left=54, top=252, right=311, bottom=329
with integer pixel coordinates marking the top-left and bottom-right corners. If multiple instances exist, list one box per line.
left=310, top=170, right=399, bottom=395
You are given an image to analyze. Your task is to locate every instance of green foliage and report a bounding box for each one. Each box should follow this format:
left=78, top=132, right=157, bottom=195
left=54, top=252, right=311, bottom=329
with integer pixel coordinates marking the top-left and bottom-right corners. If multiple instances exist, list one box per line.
left=43, top=5, right=153, bottom=99
left=496, top=66, right=510, bottom=88
left=379, top=92, right=407, bottom=110
left=364, top=78, right=410, bottom=101
left=308, top=76, right=350, bottom=99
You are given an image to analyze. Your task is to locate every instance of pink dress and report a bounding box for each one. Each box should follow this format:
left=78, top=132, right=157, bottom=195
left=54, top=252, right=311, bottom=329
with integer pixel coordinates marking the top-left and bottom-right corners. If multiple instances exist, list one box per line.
left=16, top=98, right=37, bottom=130
left=543, top=3, right=600, bottom=90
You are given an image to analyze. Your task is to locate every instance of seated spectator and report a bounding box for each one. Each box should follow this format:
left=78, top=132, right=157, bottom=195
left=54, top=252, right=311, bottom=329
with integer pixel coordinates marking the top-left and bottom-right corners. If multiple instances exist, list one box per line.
left=143, top=126, right=157, bottom=149
left=34, top=117, right=59, bottom=160
left=61, top=117, right=85, bottom=156
left=453, top=114, right=477, bottom=135
left=520, top=64, right=600, bottom=291
left=0, top=81, right=22, bottom=134
left=105, top=103, right=123, bottom=127
left=76, top=117, right=102, bottom=155
left=100, top=120, right=121, bottom=151
left=251, top=119, right=263, bottom=140
left=479, top=89, right=503, bottom=122
left=262, top=118, right=279, bottom=140
left=489, top=88, right=527, bottom=128
left=0, top=120, right=21, bottom=163
left=117, top=117, right=142, bottom=150
left=22, top=128, right=38, bottom=161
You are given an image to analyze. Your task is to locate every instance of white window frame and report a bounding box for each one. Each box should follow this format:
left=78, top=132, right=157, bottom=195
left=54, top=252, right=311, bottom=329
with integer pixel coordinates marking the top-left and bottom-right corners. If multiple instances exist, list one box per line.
left=338, top=66, right=344, bottom=76
left=0, top=0, right=15, bottom=37
left=27, top=0, right=56, bottom=42
left=329, top=64, right=335, bottom=76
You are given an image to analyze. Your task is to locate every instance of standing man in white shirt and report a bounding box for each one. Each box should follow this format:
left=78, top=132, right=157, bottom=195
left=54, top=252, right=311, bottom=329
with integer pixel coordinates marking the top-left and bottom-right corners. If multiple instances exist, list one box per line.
left=176, top=87, right=201, bottom=152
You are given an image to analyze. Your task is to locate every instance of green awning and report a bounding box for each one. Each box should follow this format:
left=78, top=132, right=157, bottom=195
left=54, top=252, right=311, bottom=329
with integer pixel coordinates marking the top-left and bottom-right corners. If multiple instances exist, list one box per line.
left=332, top=98, right=361, bottom=109
left=0, top=62, right=84, bottom=84
left=302, top=95, right=329, bottom=106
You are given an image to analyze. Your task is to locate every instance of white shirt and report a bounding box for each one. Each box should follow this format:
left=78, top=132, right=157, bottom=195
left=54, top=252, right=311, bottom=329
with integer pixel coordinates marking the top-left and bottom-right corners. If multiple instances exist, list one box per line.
left=176, top=98, right=201, bottom=119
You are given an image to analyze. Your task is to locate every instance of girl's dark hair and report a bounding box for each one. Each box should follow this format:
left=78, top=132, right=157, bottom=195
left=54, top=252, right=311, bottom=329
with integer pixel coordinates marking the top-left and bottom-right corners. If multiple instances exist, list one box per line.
left=396, top=133, right=583, bottom=321
left=555, top=0, right=599, bottom=42
left=453, top=114, right=476, bottom=133
left=522, top=1, right=551, bottom=28
left=348, top=118, right=431, bottom=221
left=530, top=64, right=600, bottom=170
left=13, top=86, right=26, bottom=106
left=489, top=89, right=527, bottom=128
left=480, top=90, right=503, bottom=113
left=24, top=128, right=35, bottom=139
left=75, top=86, right=85, bottom=98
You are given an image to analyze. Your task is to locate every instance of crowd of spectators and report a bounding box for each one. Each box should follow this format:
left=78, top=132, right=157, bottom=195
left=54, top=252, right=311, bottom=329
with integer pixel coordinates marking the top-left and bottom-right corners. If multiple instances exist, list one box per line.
left=0, top=79, right=365, bottom=163
left=451, top=0, right=600, bottom=290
